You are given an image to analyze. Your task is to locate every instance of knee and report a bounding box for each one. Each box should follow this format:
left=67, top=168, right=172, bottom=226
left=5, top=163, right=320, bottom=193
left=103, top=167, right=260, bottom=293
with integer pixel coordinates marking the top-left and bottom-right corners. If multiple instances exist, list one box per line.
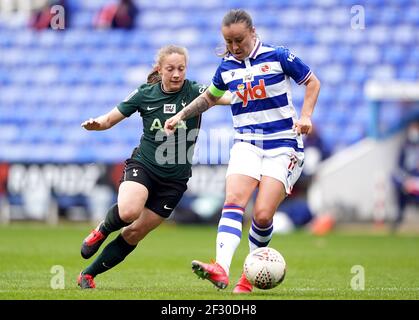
left=253, top=208, right=274, bottom=227
left=122, top=226, right=144, bottom=245
left=118, top=206, right=141, bottom=223
left=225, top=191, right=247, bottom=207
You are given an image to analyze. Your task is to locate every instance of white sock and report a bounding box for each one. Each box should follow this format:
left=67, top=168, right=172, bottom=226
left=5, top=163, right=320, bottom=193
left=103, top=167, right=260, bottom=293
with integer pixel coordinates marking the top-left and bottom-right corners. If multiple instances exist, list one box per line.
left=248, top=218, right=273, bottom=252
left=216, top=204, right=244, bottom=276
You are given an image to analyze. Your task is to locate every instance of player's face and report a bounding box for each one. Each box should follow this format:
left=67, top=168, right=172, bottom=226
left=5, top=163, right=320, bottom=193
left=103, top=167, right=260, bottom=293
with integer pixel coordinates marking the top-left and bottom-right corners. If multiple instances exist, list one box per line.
left=159, top=53, right=187, bottom=92
left=222, top=22, right=256, bottom=61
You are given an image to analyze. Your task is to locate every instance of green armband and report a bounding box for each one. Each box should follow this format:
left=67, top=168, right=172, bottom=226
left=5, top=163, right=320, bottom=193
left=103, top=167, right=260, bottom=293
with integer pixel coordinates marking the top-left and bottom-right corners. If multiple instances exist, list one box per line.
left=208, top=84, right=226, bottom=98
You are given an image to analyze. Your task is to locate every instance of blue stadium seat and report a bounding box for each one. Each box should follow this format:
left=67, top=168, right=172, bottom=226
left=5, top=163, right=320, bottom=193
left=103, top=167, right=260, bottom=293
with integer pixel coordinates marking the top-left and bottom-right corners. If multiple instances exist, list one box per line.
left=0, top=31, right=14, bottom=48
left=0, top=70, right=10, bottom=85
left=13, top=30, right=37, bottom=48
left=341, top=123, right=365, bottom=145
left=404, top=6, right=419, bottom=24
left=0, top=125, right=20, bottom=143
left=347, top=65, right=367, bottom=83
left=320, top=64, right=345, bottom=84
left=398, top=64, right=418, bottom=80
left=317, top=123, right=341, bottom=154
left=71, top=11, right=94, bottom=29
left=79, top=31, right=107, bottom=49
left=382, top=46, right=405, bottom=65
left=368, top=26, right=389, bottom=45
left=140, top=0, right=174, bottom=10
left=0, top=143, right=27, bottom=162
left=353, top=45, right=381, bottom=65
left=37, top=30, right=63, bottom=48
left=370, top=65, right=396, bottom=81
left=379, top=7, right=401, bottom=26
left=62, top=31, right=84, bottom=49
left=126, top=30, right=152, bottom=47
left=392, top=25, right=416, bottom=45
left=409, top=48, right=419, bottom=64
left=332, top=45, right=353, bottom=65
left=351, top=103, right=370, bottom=126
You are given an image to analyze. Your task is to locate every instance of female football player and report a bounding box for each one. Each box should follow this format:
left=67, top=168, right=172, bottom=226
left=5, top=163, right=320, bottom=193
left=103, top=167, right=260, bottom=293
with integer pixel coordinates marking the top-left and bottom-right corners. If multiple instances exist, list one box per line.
left=77, top=45, right=231, bottom=289
left=165, top=9, right=320, bottom=293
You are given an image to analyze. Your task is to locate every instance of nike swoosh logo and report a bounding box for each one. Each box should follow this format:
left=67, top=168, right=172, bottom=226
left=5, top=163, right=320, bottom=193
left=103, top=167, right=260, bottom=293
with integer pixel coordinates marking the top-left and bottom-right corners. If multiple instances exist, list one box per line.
left=164, top=205, right=173, bottom=210
left=102, top=262, right=111, bottom=269
left=147, top=106, right=159, bottom=111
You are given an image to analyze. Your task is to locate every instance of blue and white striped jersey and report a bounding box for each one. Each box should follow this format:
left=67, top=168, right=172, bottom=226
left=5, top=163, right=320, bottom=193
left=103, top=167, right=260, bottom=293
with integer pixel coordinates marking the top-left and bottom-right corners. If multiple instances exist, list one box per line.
left=209, top=39, right=312, bottom=151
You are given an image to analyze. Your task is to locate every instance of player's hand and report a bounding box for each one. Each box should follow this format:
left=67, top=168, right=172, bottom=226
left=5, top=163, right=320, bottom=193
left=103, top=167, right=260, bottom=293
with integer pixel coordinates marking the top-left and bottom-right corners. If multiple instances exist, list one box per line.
left=81, top=118, right=101, bottom=130
left=164, top=115, right=181, bottom=136
left=293, top=116, right=312, bottom=135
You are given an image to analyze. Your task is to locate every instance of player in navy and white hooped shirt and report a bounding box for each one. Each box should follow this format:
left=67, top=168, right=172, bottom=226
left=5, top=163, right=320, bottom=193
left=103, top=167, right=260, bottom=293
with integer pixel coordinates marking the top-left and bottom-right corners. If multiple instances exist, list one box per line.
left=165, top=9, right=320, bottom=293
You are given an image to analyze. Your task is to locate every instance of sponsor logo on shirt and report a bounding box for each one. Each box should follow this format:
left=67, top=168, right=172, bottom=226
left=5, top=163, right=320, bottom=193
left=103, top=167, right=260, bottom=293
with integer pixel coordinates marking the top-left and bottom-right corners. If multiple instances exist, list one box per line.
left=236, top=79, right=267, bottom=108
left=287, top=53, right=296, bottom=62
left=164, top=104, right=176, bottom=114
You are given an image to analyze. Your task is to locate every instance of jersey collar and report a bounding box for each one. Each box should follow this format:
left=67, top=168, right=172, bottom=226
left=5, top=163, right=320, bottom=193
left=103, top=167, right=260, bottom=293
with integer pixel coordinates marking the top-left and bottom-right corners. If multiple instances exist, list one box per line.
left=248, top=38, right=261, bottom=59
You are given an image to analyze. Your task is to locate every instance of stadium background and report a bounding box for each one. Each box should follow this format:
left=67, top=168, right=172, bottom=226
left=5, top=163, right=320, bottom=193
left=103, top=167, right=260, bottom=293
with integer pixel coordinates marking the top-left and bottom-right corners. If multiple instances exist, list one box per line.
left=0, top=0, right=418, bottom=301
left=1, top=0, right=417, bottom=226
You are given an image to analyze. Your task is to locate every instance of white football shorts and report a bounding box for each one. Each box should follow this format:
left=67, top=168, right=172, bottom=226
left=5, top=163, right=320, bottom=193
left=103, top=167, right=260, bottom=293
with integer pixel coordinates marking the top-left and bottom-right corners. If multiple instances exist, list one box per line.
left=225, top=141, right=305, bottom=195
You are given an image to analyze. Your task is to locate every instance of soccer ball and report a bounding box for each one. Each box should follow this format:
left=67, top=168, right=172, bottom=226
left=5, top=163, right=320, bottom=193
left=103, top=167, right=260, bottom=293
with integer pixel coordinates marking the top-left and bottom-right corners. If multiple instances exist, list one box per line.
left=243, top=247, right=286, bottom=290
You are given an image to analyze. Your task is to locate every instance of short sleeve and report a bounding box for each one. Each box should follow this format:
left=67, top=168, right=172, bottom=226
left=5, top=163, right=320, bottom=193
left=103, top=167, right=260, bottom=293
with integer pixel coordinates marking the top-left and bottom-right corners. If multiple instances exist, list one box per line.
left=211, top=65, right=229, bottom=91
left=117, top=88, right=142, bottom=117
left=190, top=81, right=208, bottom=99
left=277, top=47, right=312, bottom=85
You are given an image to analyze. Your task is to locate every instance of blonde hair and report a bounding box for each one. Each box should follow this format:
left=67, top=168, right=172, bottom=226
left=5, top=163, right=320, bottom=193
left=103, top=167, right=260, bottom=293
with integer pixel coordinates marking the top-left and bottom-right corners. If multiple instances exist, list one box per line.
left=147, top=45, right=189, bottom=84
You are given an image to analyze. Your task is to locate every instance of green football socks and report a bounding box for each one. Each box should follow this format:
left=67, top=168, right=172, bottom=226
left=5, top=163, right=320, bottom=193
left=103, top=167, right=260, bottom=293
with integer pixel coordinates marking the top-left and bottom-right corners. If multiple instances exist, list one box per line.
left=83, top=234, right=137, bottom=277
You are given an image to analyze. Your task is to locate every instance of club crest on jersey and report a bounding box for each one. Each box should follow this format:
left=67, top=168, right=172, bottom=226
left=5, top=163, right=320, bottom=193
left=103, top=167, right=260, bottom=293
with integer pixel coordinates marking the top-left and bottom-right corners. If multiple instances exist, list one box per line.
left=164, top=104, right=176, bottom=114
left=260, top=64, right=271, bottom=73
left=236, top=79, right=267, bottom=108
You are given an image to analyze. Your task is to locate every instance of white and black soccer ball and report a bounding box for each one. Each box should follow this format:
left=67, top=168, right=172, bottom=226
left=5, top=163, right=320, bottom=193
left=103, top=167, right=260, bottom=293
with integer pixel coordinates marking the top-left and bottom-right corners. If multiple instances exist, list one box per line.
left=243, top=247, right=286, bottom=290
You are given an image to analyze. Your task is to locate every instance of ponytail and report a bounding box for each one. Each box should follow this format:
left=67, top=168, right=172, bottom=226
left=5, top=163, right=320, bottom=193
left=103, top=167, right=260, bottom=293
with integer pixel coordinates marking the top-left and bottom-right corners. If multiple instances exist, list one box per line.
left=147, top=68, right=161, bottom=84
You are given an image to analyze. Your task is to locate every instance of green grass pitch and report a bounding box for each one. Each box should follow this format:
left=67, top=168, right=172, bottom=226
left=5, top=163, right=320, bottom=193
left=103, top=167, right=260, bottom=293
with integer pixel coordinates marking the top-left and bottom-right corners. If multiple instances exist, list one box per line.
left=0, top=222, right=418, bottom=300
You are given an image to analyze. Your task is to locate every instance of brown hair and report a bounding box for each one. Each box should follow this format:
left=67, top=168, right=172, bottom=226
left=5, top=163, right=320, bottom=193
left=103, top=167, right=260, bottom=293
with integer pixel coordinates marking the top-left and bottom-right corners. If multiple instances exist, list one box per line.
left=146, top=45, right=189, bottom=84
left=217, top=9, right=254, bottom=57
left=222, top=9, right=253, bottom=28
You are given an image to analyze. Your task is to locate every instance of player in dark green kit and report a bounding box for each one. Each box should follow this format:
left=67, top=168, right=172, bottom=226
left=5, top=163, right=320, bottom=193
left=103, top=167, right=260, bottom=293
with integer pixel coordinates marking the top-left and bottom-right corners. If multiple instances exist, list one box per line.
left=77, top=45, right=231, bottom=289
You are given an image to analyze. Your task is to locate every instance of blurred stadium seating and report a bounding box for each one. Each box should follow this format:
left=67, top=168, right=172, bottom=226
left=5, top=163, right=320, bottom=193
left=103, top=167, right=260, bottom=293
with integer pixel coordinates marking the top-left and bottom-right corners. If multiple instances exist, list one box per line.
left=0, top=0, right=418, bottom=164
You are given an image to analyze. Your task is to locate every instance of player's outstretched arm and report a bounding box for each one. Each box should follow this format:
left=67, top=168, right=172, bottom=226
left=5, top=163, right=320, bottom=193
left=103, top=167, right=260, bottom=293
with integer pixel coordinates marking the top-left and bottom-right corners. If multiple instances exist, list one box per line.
left=164, top=89, right=218, bottom=135
left=81, top=107, right=126, bottom=131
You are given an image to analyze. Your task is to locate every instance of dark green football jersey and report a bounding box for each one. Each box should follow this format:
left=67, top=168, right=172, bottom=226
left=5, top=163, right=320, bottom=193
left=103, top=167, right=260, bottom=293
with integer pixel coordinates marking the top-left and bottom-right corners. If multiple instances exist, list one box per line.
left=117, top=80, right=207, bottom=180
